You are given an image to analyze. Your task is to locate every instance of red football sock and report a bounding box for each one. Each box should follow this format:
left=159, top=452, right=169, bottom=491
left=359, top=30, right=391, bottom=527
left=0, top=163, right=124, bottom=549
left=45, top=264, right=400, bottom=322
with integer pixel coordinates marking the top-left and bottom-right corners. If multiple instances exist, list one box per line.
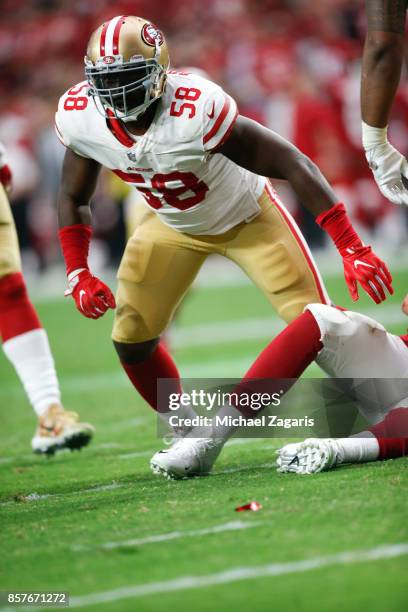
left=368, top=408, right=408, bottom=459
left=233, top=310, right=322, bottom=416
left=0, top=273, right=42, bottom=343
left=121, top=342, right=181, bottom=413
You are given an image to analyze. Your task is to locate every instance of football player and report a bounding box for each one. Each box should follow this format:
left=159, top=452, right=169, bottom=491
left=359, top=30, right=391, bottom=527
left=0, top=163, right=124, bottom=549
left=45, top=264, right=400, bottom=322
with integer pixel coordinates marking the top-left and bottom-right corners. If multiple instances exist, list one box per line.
left=275, top=299, right=408, bottom=474
left=56, top=16, right=393, bottom=475
left=361, top=0, right=408, bottom=204
left=0, top=144, right=94, bottom=455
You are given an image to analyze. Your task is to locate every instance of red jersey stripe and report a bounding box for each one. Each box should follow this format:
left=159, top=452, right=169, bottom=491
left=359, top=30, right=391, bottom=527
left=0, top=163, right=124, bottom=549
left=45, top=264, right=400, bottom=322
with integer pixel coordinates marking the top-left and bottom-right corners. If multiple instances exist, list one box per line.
left=106, top=110, right=134, bottom=147
left=212, top=109, right=238, bottom=150
left=203, top=97, right=231, bottom=145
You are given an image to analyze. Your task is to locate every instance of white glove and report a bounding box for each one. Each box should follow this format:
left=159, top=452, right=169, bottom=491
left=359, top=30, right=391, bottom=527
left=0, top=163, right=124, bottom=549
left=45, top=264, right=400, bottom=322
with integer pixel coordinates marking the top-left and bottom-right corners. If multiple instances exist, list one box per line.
left=362, top=121, right=408, bottom=206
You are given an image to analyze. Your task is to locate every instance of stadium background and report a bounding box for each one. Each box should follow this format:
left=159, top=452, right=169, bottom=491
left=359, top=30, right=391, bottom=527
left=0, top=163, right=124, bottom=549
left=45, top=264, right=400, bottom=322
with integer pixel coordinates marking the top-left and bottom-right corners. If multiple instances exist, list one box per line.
left=1, top=0, right=407, bottom=276
left=1, top=1, right=407, bottom=610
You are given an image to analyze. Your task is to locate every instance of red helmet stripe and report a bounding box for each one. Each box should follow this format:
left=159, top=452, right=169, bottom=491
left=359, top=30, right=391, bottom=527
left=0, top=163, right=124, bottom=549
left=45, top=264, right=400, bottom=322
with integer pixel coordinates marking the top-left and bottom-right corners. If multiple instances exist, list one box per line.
left=112, top=16, right=126, bottom=55
left=99, top=21, right=109, bottom=56
left=101, top=15, right=125, bottom=56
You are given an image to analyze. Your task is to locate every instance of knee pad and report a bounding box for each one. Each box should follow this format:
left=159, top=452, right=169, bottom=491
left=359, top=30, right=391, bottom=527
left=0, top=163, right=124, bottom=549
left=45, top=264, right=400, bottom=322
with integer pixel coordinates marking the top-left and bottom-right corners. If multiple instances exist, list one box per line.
left=113, top=337, right=159, bottom=365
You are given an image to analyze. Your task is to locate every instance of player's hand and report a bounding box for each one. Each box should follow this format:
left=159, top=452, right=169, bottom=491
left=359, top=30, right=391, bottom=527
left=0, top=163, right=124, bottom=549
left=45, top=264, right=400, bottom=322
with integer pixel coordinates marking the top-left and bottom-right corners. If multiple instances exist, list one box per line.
left=64, top=269, right=116, bottom=319
left=341, top=245, right=393, bottom=304
left=365, top=142, right=408, bottom=206
left=362, top=122, right=408, bottom=206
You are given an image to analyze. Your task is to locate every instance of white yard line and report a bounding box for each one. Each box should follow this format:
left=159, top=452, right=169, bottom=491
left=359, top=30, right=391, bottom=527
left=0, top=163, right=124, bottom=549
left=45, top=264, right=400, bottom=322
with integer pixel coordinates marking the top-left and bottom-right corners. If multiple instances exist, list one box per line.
left=0, top=438, right=274, bottom=467
left=64, top=543, right=408, bottom=607
left=215, top=462, right=276, bottom=476
left=169, top=303, right=406, bottom=349
left=118, top=450, right=153, bottom=460
left=0, top=483, right=124, bottom=507
left=0, top=305, right=404, bottom=398
left=72, top=520, right=262, bottom=552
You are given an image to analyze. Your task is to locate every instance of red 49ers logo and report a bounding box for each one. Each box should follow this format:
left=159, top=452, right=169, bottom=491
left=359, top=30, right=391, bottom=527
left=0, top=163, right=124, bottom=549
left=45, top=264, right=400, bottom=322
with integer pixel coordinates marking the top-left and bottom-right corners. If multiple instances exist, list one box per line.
left=141, top=23, right=164, bottom=47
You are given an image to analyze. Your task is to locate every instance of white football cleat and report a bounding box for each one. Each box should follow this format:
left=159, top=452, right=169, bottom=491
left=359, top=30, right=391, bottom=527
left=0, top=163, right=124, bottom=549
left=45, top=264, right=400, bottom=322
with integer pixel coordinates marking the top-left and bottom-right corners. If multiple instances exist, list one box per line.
left=150, top=435, right=225, bottom=480
left=31, top=404, right=95, bottom=456
left=276, top=438, right=341, bottom=474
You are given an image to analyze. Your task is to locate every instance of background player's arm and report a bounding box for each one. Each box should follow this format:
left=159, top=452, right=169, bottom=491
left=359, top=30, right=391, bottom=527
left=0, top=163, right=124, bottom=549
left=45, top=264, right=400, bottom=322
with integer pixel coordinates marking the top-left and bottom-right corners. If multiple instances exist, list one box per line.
left=58, top=148, right=101, bottom=227
left=361, top=0, right=408, bottom=206
left=57, top=148, right=115, bottom=319
left=362, top=0, right=406, bottom=127
left=219, top=115, right=393, bottom=304
left=218, top=115, right=336, bottom=217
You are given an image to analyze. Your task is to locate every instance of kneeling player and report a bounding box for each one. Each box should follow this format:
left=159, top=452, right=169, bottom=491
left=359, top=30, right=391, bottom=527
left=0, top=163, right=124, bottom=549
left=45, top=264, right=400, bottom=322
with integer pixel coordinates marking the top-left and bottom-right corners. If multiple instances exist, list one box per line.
left=152, top=300, right=408, bottom=478
left=276, top=301, right=408, bottom=474
left=0, top=146, right=94, bottom=455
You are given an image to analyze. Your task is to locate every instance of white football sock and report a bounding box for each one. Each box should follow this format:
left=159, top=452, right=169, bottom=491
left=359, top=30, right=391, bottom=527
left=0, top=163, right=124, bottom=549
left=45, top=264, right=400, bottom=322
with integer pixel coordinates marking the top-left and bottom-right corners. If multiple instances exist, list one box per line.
left=3, top=329, right=61, bottom=416
left=212, top=403, right=243, bottom=440
left=159, top=403, right=198, bottom=432
left=335, top=433, right=380, bottom=464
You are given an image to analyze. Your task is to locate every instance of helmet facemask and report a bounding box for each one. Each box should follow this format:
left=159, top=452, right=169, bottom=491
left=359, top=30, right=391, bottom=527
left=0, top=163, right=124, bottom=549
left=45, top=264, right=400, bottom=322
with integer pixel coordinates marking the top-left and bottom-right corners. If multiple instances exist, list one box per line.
left=85, top=51, right=166, bottom=121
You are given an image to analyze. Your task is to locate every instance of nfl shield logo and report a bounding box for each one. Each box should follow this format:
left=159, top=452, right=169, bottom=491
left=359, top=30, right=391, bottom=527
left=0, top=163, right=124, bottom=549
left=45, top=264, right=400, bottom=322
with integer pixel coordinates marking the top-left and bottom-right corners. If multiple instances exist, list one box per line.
left=127, top=151, right=137, bottom=162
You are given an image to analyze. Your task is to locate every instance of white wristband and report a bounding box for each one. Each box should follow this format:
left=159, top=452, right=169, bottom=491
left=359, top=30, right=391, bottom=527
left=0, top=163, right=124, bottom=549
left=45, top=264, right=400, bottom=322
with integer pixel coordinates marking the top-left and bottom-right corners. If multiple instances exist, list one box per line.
left=361, top=121, right=388, bottom=151
left=65, top=268, right=87, bottom=295
left=67, top=268, right=87, bottom=282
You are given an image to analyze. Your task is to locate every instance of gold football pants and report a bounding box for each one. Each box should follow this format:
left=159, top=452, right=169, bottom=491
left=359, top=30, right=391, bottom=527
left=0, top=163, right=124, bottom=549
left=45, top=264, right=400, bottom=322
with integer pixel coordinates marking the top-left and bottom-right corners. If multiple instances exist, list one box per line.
left=112, top=184, right=330, bottom=343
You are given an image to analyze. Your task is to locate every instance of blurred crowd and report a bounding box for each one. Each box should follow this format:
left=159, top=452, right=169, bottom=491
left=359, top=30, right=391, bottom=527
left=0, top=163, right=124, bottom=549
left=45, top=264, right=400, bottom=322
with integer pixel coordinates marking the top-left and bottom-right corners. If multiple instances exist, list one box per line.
left=1, top=0, right=407, bottom=272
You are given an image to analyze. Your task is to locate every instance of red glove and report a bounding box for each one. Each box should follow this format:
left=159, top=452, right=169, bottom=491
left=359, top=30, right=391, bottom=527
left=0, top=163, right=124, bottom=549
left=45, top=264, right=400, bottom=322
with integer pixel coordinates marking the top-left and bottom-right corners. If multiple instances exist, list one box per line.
left=65, top=269, right=116, bottom=319
left=316, top=203, right=393, bottom=304
left=341, top=245, right=393, bottom=304
left=59, top=224, right=116, bottom=319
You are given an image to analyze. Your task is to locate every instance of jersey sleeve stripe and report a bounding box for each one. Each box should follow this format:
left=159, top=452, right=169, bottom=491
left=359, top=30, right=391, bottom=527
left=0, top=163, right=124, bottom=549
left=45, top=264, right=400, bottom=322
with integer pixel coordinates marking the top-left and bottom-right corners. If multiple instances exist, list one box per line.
left=212, top=108, right=238, bottom=150
left=203, top=96, right=232, bottom=145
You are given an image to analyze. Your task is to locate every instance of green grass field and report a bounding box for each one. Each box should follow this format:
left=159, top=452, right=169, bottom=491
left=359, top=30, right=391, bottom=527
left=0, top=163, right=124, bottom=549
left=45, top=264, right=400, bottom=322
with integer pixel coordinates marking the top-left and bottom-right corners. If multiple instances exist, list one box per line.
left=1, top=266, right=408, bottom=611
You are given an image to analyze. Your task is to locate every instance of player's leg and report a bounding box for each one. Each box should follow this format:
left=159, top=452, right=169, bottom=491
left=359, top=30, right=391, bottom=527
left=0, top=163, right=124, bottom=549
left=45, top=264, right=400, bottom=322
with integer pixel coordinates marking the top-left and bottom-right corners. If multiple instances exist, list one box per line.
left=150, top=186, right=332, bottom=478
left=151, top=308, right=324, bottom=479
left=277, top=304, right=408, bottom=473
left=226, top=183, right=330, bottom=322
left=112, top=209, right=207, bottom=427
left=277, top=411, right=408, bottom=475
left=0, top=185, right=94, bottom=454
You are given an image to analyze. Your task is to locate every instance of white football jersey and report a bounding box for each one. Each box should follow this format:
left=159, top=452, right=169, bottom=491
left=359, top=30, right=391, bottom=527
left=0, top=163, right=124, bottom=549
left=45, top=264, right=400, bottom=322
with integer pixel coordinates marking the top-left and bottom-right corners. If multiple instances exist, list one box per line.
left=55, top=72, right=267, bottom=235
